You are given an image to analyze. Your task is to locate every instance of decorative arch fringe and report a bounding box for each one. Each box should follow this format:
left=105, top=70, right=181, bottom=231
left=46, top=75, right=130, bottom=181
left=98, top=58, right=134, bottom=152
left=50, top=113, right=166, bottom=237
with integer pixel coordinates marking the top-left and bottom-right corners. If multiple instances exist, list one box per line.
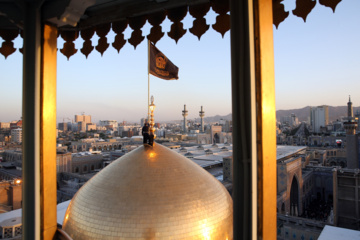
left=0, top=0, right=343, bottom=59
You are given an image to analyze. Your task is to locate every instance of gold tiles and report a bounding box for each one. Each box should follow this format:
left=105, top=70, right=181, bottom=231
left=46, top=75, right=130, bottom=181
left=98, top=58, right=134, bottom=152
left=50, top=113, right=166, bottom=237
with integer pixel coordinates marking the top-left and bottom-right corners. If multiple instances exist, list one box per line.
left=63, top=143, right=233, bottom=239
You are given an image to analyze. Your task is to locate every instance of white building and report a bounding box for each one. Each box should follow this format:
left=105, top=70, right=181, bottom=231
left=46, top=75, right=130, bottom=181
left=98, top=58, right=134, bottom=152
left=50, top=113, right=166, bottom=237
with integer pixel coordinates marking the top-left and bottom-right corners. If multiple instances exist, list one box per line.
left=118, top=125, right=141, bottom=135
left=11, top=128, right=22, bottom=143
left=99, top=120, right=118, bottom=130
left=310, top=106, right=329, bottom=133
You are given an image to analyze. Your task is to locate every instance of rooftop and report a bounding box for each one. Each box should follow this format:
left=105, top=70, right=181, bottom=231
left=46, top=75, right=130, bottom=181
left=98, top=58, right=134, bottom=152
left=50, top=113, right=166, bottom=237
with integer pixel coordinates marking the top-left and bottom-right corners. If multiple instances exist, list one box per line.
left=276, top=145, right=307, bottom=161
left=318, top=225, right=360, bottom=240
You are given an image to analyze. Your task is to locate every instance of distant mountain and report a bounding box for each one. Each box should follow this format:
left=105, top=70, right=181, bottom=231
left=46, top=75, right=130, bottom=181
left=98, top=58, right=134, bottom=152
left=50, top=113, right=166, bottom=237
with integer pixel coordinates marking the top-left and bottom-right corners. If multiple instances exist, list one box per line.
left=276, top=106, right=312, bottom=122
left=169, top=105, right=359, bottom=124
left=202, top=114, right=232, bottom=123
left=276, top=106, right=360, bottom=122
left=172, top=113, right=232, bottom=123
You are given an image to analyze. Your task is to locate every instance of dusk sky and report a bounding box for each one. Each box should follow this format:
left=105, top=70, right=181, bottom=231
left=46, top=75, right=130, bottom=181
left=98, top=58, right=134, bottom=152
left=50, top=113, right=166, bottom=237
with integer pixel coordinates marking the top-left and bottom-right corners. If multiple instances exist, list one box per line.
left=1, top=0, right=359, bottom=123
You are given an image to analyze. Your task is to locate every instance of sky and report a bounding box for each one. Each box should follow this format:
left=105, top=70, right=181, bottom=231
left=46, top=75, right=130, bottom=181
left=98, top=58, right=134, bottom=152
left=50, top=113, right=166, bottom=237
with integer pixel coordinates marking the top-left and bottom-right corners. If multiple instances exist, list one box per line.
left=0, top=0, right=360, bottom=123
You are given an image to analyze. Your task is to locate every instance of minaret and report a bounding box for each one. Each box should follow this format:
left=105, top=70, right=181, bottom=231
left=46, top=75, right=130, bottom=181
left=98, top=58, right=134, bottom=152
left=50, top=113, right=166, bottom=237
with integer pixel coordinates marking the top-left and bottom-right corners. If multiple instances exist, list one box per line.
left=199, top=106, right=205, bottom=133
left=182, top=104, right=188, bottom=133
left=344, top=95, right=359, bottom=169
left=348, top=95, right=354, bottom=119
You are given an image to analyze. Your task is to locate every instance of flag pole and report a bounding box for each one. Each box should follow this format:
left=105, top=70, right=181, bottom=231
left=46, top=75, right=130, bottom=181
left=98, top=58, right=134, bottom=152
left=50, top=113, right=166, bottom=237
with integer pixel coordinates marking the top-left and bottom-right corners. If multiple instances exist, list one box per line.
left=148, top=40, right=150, bottom=123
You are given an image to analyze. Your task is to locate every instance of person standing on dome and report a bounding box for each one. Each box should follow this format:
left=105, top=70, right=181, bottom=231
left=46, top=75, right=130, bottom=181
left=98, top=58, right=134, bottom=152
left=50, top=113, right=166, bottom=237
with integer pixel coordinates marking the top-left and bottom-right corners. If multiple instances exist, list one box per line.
left=142, top=122, right=150, bottom=144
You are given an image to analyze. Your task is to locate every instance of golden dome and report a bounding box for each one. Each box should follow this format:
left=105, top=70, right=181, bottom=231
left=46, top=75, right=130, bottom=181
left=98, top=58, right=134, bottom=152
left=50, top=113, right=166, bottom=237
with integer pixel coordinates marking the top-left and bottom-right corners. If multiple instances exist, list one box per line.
left=63, top=143, right=233, bottom=239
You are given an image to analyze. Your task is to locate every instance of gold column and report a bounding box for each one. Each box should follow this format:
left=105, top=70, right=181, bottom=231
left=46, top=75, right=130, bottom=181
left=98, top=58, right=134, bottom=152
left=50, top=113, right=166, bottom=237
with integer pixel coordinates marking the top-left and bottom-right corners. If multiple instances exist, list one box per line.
left=254, top=0, right=276, bottom=239
left=40, top=24, right=58, bottom=240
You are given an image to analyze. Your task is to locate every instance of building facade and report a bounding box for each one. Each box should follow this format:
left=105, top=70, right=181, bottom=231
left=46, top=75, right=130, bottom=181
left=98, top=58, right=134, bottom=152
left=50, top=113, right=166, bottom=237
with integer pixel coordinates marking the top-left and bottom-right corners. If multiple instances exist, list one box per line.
left=58, top=122, right=67, bottom=132
left=99, top=120, right=118, bottom=130
left=56, top=152, right=72, bottom=175
left=0, top=122, right=10, bottom=129
left=280, top=113, right=299, bottom=127
left=333, top=168, right=360, bottom=230
left=10, top=120, right=22, bottom=130
left=77, top=121, right=87, bottom=133
left=10, top=128, right=22, bottom=143
left=310, top=106, right=329, bottom=133
left=71, top=152, right=103, bottom=174
left=0, top=180, right=22, bottom=213
left=86, top=123, right=96, bottom=131
left=74, top=114, right=91, bottom=124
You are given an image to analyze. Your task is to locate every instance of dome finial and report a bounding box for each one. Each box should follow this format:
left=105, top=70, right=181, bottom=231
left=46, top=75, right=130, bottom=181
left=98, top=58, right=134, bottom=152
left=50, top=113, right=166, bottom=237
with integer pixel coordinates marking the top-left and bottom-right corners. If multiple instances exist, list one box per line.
left=149, top=95, right=156, bottom=144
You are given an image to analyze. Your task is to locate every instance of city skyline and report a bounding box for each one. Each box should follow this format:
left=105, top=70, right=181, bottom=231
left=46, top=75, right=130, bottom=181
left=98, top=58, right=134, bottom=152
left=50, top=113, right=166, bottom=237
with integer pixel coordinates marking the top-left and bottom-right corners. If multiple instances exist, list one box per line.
left=1, top=0, right=359, bottom=123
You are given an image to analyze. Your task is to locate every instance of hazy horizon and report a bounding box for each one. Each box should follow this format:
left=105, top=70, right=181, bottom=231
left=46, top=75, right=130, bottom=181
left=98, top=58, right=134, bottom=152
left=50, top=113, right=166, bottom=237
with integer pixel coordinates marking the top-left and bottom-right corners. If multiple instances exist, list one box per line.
left=1, top=0, right=359, bottom=123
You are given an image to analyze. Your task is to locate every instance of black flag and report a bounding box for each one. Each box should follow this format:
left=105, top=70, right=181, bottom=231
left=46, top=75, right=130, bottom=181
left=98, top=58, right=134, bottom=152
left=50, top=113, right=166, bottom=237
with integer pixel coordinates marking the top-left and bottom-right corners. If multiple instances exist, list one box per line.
left=149, top=42, right=179, bottom=80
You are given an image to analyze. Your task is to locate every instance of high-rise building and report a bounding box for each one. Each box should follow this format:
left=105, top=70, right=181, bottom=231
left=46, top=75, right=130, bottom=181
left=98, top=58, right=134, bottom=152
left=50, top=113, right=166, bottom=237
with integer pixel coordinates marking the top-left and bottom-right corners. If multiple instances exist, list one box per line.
left=77, top=122, right=87, bottom=133
left=310, top=106, right=329, bottom=133
left=11, top=128, right=22, bottom=143
left=99, top=120, right=118, bottom=130
left=280, top=114, right=299, bottom=127
left=290, top=113, right=299, bottom=126
left=75, top=114, right=91, bottom=124
left=75, top=114, right=94, bottom=132
left=58, top=122, right=68, bottom=132
left=67, top=122, right=77, bottom=132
